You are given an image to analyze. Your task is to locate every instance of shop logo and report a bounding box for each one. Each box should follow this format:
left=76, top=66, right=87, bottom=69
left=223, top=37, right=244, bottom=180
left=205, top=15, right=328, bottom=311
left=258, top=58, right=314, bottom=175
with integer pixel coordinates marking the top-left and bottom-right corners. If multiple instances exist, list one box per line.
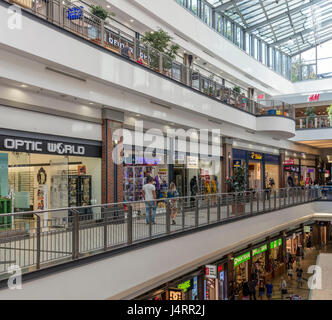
left=47, top=143, right=85, bottom=155
left=4, top=139, right=42, bottom=152
left=234, top=252, right=251, bottom=267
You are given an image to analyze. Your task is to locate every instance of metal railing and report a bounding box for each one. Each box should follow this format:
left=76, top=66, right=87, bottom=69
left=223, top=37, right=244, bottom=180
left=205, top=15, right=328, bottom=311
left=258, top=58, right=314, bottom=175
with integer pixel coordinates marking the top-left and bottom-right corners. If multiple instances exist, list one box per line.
left=0, top=187, right=321, bottom=280
left=296, top=115, right=332, bottom=129
left=3, top=0, right=295, bottom=120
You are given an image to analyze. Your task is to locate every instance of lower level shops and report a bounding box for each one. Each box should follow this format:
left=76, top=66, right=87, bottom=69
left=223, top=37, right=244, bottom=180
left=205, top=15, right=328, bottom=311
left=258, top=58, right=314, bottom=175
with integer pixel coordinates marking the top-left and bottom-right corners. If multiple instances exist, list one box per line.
left=136, top=221, right=332, bottom=300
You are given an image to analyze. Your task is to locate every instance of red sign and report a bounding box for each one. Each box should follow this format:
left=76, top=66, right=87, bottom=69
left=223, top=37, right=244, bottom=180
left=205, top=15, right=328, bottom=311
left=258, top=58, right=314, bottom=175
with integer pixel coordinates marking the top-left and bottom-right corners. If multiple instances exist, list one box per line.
left=258, top=94, right=264, bottom=100
left=218, top=265, right=223, bottom=272
left=283, top=158, right=295, bottom=165
left=308, top=94, right=320, bottom=102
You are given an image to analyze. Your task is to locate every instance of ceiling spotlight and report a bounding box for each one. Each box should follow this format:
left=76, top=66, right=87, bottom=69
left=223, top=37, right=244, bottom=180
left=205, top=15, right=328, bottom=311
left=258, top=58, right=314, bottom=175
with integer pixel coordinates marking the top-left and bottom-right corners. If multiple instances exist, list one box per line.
left=106, top=5, right=110, bottom=8
left=20, top=84, right=28, bottom=88
left=136, top=114, right=140, bottom=117
left=130, top=19, right=134, bottom=23
left=89, top=102, right=94, bottom=105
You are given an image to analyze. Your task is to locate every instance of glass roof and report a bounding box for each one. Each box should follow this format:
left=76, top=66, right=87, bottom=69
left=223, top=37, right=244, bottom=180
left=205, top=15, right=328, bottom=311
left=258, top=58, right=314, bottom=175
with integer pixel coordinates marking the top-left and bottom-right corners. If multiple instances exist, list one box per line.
left=214, top=0, right=332, bottom=56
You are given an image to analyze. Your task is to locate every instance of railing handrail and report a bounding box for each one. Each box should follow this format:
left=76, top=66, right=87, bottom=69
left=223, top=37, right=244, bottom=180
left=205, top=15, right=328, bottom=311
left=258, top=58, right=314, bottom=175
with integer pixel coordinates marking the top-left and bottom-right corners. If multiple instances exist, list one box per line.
left=0, top=186, right=315, bottom=218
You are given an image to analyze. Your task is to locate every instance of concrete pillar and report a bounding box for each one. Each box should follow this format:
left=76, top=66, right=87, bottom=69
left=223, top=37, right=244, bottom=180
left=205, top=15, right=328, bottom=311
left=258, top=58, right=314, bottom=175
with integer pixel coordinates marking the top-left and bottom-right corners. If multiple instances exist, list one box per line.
left=102, top=109, right=124, bottom=204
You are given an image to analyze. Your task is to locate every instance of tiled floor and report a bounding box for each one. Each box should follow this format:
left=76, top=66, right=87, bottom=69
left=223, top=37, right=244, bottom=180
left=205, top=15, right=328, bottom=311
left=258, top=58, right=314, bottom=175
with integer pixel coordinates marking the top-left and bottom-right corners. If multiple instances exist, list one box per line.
left=267, top=243, right=332, bottom=300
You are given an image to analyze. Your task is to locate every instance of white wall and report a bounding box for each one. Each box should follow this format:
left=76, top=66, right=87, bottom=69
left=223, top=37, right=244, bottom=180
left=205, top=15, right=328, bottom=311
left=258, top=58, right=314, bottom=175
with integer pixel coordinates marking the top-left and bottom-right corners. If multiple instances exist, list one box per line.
left=291, top=128, right=332, bottom=142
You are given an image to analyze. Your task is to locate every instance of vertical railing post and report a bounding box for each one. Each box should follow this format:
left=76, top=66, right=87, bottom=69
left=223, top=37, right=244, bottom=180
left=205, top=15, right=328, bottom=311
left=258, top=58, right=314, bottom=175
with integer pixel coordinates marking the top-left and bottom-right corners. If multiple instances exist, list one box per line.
left=207, top=198, right=210, bottom=224
left=226, top=194, right=230, bottom=218
left=127, top=205, right=133, bottom=246
left=166, top=201, right=171, bottom=234
left=72, top=209, right=79, bottom=260
left=292, top=188, right=295, bottom=205
left=279, top=189, right=282, bottom=208
left=101, top=20, right=104, bottom=46
left=149, top=206, right=153, bottom=239
left=182, top=199, right=185, bottom=231
left=35, top=214, right=41, bottom=270
left=195, top=198, right=199, bottom=227
left=234, top=193, right=238, bottom=216
left=300, top=187, right=303, bottom=203
left=263, top=190, right=266, bottom=212
left=257, top=191, right=260, bottom=212
left=59, top=0, right=64, bottom=26
left=159, top=52, right=163, bottom=73
left=284, top=189, right=287, bottom=207
left=104, top=208, right=108, bottom=250
left=250, top=191, right=253, bottom=214
left=268, top=190, right=271, bottom=211
left=217, top=195, right=221, bottom=221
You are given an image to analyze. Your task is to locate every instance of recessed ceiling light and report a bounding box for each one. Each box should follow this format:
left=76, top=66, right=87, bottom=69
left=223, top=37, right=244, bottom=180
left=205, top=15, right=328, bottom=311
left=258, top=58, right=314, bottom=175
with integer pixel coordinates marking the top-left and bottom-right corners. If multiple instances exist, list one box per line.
left=89, top=102, right=94, bottom=105
left=106, top=5, right=110, bottom=8
left=136, top=114, right=140, bottom=117
left=20, top=84, right=28, bottom=88
left=130, top=19, right=134, bottom=23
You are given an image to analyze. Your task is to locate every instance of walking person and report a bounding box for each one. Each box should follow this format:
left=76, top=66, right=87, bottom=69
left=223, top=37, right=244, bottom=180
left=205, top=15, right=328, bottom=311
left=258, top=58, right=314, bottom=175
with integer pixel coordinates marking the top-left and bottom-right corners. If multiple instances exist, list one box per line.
left=265, top=280, right=273, bottom=300
left=258, top=280, right=265, bottom=300
left=167, top=182, right=179, bottom=225
left=142, top=176, right=157, bottom=224
left=296, top=266, right=303, bottom=288
left=280, top=277, right=288, bottom=300
left=249, top=279, right=257, bottom=300
left=242, top=281, right=250, bottom=300
left=287, top=263, right=294, bottom=281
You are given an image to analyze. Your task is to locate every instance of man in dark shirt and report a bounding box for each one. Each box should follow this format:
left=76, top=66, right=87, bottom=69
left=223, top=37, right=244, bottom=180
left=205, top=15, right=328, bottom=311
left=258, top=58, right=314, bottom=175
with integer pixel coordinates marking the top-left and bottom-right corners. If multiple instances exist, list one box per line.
left=121, top=42, right=132, bottom=60
left=265, top=281, right=273, bottom=300
left=296, top=267, right=303, bottom=288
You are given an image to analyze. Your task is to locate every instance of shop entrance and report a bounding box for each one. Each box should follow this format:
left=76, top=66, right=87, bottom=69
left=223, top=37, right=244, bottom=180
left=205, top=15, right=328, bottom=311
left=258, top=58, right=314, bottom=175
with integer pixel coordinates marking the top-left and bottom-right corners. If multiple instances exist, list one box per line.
left=248, top=162, right=262, bottom=191
left=174, top=166, right=187, bottom=197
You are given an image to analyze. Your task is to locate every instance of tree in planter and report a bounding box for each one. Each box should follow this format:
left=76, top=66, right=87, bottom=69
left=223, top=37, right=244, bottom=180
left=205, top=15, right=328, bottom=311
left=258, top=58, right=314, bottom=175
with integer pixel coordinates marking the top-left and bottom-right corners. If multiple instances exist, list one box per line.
left=327, top=105, right=332, bottom=127
left=226, top=165, right=246, bottom=215
left=142, top=29, right=179, bottom=72
left=304, top=106, right=316, bottom=128
left=90, top=5, right=115, bottom=20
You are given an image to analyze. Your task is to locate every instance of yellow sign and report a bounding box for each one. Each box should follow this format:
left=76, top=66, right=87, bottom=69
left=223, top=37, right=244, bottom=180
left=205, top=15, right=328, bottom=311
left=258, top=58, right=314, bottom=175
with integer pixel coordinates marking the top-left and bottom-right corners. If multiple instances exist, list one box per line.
left=168, top=288, right=184, bottom=300
left=250, top=152, right=262, bottom=160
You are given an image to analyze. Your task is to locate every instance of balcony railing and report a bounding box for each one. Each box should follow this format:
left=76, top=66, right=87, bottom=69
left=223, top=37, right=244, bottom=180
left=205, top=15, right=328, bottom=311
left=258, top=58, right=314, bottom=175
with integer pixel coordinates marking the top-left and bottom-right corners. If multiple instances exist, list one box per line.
left=2, top=0, right=295, bottom=120
left=296, top=115, right=332, bottom=129
left=0, top=187, right=321, bottom=282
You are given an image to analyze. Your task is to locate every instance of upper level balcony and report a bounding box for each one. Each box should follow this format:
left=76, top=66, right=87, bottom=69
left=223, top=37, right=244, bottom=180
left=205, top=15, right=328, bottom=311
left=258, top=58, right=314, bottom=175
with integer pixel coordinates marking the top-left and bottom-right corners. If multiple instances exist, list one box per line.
left=0, top=0, right=295, bottom=138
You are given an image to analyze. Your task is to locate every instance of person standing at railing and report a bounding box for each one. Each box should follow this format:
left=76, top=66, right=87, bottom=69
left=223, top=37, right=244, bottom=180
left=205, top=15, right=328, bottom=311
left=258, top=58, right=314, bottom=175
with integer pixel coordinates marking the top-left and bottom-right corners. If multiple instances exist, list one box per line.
left=167, top=182, right=179, bottom=225
left=121, top=42, right=132, bottom=60
left=142, top=176, right=157, bottom=224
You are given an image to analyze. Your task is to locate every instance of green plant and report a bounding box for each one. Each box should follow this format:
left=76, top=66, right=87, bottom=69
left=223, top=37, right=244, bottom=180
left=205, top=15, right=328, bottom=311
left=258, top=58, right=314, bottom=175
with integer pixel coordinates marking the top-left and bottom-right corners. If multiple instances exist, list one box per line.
left=226, top=166, right=246, bottom=193
left=90, top=5, right=115, bottom=20
left=142, top=29, right=179, bottom=71
left=327, top=105, right=332, bottom=118
left=304, top=107, right=316, bottom=117
left=232, top=86, right=241, bottom=94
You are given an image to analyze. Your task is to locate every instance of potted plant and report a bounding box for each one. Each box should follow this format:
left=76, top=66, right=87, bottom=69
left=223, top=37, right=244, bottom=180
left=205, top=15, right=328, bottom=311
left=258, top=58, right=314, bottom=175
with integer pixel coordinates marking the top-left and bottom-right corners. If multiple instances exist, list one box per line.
left=226, top=165, right=246, bottom=215
left=232, top=86, right=241, bottom=94
left=88, top=5, right=115, bottom=43
left=142, top=29, right=179, bottom=73
left=327, top=105, right=332, bottom=127
left=304, top=107, right=316, bottom=128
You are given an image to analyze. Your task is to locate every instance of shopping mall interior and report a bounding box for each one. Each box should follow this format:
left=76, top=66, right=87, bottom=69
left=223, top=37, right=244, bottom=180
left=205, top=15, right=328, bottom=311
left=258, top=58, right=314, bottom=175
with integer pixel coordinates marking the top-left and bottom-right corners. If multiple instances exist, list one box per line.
left=0, top=0, right=332, bottom=304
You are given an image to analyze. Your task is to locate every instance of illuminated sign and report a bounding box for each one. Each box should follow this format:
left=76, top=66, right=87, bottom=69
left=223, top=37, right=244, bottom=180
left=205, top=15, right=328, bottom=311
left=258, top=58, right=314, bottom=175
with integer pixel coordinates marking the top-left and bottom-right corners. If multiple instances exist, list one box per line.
left=234, top=252, right=251, bottom=267
left=187, top=156, right=199, bottom=169
left=270, top=238, right=282, bottom=249
left=233, top=160, right=241, bottom=168
left=308, top=94, right=320, bottom=102
left=283, top=158, right=295, bottom=165
left=205, top=265, right=217, bottom=279
left=168, top=288, right=183, bottom=300
left=177, top=279, right=192, bottom=293
left=258, top=94, right=264, bottom=100
left=252, top=244, right=267, bottom=256
left=250, top=152, right=262, bottom=160
left=10, top=0, right=32, bottom=8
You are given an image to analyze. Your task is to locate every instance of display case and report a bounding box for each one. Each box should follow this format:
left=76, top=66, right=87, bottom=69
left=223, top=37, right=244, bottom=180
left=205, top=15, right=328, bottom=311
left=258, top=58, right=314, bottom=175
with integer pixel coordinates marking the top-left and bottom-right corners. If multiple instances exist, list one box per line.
left=68, top=175, right=92, bottom=207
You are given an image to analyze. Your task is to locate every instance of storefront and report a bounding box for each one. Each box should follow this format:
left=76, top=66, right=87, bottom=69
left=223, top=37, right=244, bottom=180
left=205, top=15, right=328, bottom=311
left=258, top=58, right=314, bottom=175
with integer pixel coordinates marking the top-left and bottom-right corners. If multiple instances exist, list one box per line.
left=264, top=154, right=280, bottom=189
left=0, top=132, right=101, bottom=215
left=301, top=159, right=317, bottom=185
left=269, top=238, right=285, bottom=277
left=286, top=231, right=303, bottom=257
left=252, top=243, right=268, bottom=281
left=233, top=251, right=251, bottom=296
left=232, top=148, right=280, bottom=190
left=284, top=157, right=300, bottom=186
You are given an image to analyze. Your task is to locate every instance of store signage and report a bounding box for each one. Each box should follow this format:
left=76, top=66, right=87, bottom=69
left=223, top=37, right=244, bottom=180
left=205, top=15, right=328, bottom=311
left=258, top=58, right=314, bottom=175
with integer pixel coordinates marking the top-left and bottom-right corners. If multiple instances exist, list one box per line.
left=284, top=166, right=299, bottom=173
left=308, top=94, right=320, bottom=102
left=107, top=37, right=148, bottom=60
left=0, top=135, right=101, bottom=158
left=258, top=94, right=264, bottom=100
left=252, top=244, right=267, bottom=256
left=250, top=152, right=262, bottom=160
left=270, top=238, right=282, bottom=249
left=67, top=6, right=83, bottom=20
left=233, top=160, right=241, bottom=168
left=308, top=168, right=314, bottom=173
left=168, top=288, right=183, bottom=300
left=283, top=158, right=295, bottom=165
left=135, top=157, right=161, bottom=165
left=186, top=156, right=199, bottom=169
left=177, top=279, right=192, bottom=293
left=234, top=252, right=251, bottom=267
left=205, top=265, right=217, bottom=279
